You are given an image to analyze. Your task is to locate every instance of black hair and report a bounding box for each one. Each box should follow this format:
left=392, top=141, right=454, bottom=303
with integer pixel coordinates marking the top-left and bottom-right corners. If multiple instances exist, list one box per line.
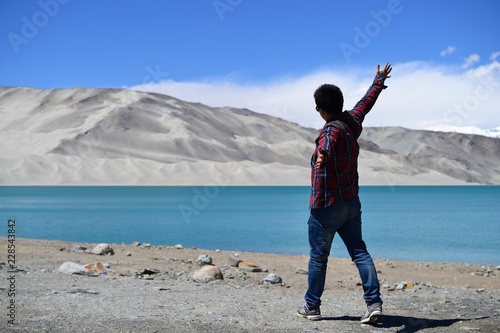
left=314, top=84, right=344, bottom=115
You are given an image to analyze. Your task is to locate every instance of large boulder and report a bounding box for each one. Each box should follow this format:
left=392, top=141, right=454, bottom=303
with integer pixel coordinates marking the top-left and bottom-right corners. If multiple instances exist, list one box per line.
left=58, top=262, right=89, bottom=275
left=192, top=266, right=223, bottom=283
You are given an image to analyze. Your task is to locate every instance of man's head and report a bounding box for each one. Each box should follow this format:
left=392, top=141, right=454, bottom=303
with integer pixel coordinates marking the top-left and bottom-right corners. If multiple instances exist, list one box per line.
left=314, top=84, right=344, bottom=115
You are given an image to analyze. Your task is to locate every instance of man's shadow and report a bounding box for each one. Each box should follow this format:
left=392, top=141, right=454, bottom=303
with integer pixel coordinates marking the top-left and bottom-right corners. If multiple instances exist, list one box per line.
left=322, top=315, right=488, bottom=332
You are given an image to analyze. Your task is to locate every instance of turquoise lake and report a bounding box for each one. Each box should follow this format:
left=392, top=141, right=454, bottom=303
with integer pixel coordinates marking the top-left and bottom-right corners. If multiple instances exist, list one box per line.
left=0, top=186, right=499, bottom=265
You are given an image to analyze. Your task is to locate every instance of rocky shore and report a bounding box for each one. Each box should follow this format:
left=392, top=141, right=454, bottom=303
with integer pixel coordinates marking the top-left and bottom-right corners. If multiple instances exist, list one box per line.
left=1, top=238, right=499, bottom=332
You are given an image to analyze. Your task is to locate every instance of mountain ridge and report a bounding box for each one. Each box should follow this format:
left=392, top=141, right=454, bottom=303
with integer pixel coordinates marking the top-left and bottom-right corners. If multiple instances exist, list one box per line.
left=1, top=86, right=499, bottom=185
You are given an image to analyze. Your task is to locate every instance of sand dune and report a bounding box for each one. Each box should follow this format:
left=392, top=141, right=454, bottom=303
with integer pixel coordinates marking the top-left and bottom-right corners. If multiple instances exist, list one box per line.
left=1, top=86, right=499, bottom=185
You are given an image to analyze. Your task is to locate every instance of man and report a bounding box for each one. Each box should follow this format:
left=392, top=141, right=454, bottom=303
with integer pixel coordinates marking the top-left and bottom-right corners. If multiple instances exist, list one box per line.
left=297, top=62, right=392, bottom=325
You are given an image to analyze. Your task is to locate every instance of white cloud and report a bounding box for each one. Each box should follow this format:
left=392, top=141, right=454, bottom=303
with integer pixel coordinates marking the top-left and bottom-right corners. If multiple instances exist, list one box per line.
left=462, top=53, right=480, bottom=68
left=130, top=60, right=500, bottom=131
left=440, top=46, right=456, bottom=57
left=490, top=51, right=500, bottom=61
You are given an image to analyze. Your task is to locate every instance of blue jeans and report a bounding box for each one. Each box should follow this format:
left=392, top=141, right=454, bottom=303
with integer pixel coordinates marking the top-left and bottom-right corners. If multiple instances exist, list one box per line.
left=304, top=196, right=382, bottom=309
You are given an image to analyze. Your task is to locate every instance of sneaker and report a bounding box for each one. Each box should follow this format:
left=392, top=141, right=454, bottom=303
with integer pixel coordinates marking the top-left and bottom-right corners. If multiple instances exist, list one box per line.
left=296, top=303, right=322, bottom=321
left=360, top=303, right=382, bottom=324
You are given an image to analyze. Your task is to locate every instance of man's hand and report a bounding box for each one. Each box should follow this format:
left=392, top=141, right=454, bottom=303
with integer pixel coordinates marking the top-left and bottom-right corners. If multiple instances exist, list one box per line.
left=377, top=62, right=392, bottom=79
left=314, top=148, right=327, bottom=169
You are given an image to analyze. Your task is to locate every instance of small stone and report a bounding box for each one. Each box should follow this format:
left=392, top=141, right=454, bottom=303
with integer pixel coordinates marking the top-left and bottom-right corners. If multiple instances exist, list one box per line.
left=91, top=243, right=114, bottom=255
left=476, top=288, right=485, bottom=292
left=263, top=273, right=282, bottom=284
left=126, top=252, right=132, bottom=256
left=139, top=268, right=160, bottom=276
left=196, top=255, right=213, bottom=266
left=174, top=244, right=183, bottom=249
left=192, top=266, right=223, bottom=283
left=72, top=245, right=87, bottom=252
left=84, top=262, right=108, bottom=274
left=67, top=289, right=99, bottom=295
left=132, top=242, right=141, bottom=247
left=396, top=282, right=406, bottom=290
left=295, top=268, right=308, bottom=275
left=237, top=261, right=262, bottom=272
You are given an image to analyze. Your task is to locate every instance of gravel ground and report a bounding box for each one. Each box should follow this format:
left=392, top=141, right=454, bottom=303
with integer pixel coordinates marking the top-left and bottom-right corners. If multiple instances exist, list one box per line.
left=1, top=238, right=499, bottom=332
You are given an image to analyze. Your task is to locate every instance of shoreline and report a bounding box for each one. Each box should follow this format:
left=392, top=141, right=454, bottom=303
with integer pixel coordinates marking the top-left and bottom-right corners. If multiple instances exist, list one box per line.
left=7, top=237, right=499, bottom=290
left=1, top=237, right=499, bottom=332
left=5, top=235, right=499, bottom=266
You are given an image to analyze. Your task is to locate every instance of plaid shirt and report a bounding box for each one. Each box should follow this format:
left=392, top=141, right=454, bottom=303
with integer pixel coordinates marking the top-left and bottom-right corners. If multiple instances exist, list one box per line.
left=309, top=74, right=387, bottom=209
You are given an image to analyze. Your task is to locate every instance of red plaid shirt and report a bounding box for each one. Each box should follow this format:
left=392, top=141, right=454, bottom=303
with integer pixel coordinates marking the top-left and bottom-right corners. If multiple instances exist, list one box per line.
left=309, top=74, right=387, bottom=209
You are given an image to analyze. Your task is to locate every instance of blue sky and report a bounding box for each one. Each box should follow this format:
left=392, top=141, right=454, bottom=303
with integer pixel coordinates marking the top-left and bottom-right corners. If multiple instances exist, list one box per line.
left=1, top=0, right=499, bottom=130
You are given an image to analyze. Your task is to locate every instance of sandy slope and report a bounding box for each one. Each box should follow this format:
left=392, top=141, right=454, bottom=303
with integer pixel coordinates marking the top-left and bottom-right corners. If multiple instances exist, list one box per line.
left=1, top=86, right=499, bottom=185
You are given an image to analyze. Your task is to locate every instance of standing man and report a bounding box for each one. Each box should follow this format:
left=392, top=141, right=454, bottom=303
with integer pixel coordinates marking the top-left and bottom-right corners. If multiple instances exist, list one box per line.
left=297, top=63, right=392, bottom=325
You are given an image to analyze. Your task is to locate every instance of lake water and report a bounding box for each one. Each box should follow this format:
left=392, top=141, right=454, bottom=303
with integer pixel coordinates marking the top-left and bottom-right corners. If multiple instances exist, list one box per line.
left=0, top=186, right=499, bottom=265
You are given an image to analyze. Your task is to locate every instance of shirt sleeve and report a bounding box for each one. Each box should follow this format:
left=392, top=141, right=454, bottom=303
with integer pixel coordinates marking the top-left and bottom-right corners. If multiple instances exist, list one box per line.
left=315, top=126, right=337, bottom=157
left=349, top=74, right=387, bottom=127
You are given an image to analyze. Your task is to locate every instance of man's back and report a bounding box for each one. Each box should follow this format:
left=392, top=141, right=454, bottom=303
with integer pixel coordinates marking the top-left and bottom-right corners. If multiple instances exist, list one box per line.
left=309, top=73, right=388, bottom=209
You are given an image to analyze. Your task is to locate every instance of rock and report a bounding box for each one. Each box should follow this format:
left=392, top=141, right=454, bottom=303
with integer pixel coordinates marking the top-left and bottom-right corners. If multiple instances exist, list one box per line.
left=126, top=252, right=132, bottom=256
left=72, top=245, right=87, bottom=252
left=263, top=273, right=282, bottom=284
left=174, top=244, right=183, bottom=249
left=132, top=242, right=141, bottom=247
left=137, top=268, right=161, bottom=280
left=91, top=243, right=114, bottom=255
left=58, top=262, right=89, bottom=275
left=192, top=266, right=223, bottom=283
left=229, top=255, right=242, bottom=267
left=395, top=281, right=414, bottom=290
left=295, top=268, right=308, bottom=275
left=84, top=262, right=108, bottom=274
left=396, top=282, right=406, bottom=290
left=67, top=289, right=99, bottom=295
left=196, top=255, right=213, bottom=266
left=237, top=261, right=262, bottom=272
left=139, top=268, right=160, bottom=276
